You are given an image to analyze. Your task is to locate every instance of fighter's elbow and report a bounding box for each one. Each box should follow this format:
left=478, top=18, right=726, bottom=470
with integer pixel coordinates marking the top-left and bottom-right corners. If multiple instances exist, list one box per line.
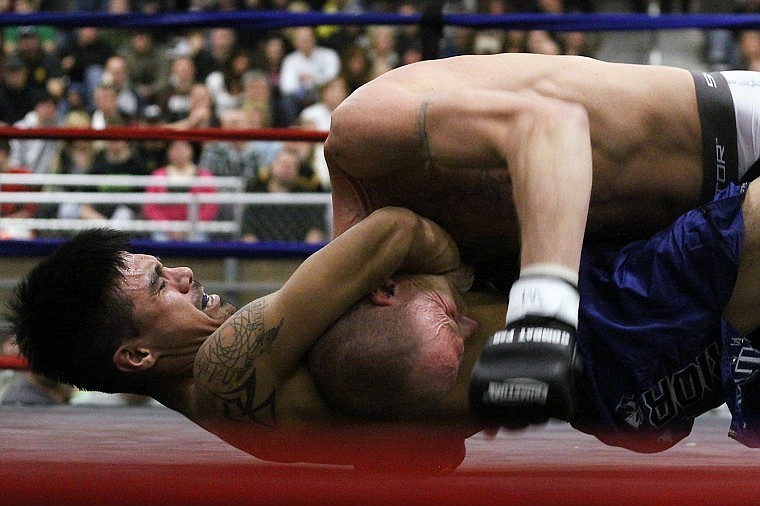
left=539, top=99, right=589, bottom=134
left=513, top=98, right=590, bottom=148
left=324, top=101, right=351, bottom=166
left=563, top=101, right=590, bottom=132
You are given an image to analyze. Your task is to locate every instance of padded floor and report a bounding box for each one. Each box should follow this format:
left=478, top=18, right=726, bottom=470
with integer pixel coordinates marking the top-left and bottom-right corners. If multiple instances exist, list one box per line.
left=2, top=405, right=758, bottom=505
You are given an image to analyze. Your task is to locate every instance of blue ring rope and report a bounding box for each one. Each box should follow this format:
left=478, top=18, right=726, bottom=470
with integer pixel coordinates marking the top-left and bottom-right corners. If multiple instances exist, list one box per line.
left=0, top=238, right=323, bottom=259
left=1, top=11, right=760, bottom=32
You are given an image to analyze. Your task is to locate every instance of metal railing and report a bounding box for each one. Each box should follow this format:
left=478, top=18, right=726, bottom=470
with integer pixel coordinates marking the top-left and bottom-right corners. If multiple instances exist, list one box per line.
left=0, top=173, right=332, bottom=239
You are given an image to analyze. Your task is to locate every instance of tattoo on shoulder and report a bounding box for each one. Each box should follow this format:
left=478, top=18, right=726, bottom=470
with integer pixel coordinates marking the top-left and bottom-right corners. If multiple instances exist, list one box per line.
left=194, top=298, right=284, bottom=426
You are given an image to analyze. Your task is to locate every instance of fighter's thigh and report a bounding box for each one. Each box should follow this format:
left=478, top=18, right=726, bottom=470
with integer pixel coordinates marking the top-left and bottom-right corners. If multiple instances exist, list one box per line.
left=726, top=181, right=760, bottom=334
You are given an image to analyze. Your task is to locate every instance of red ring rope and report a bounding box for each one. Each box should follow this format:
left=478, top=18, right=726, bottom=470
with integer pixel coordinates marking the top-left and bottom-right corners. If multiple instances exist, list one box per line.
left=0, top=355, right=28, bottom=370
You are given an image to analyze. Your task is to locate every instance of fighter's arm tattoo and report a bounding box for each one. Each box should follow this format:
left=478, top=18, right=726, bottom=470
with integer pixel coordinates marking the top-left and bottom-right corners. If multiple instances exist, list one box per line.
left=195, top=298, right=284, bottom=426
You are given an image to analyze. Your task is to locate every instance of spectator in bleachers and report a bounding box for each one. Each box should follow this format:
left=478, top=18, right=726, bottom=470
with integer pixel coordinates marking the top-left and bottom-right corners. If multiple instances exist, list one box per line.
left=725, top=1, right=760, bottom=71
left=118, top=30, right=171, bottom=106
left=102, top=0, right=133, bottom=52
left=166, top=82, right=219, bottom=131
left=525, top=30, right=561, bottom=55
left=471, top=0, right=524, bottom=55
left=244, top=101, right=282, bottom=170
left=102, top=55, right=144, bottom=121
left=396, top=2, right=423, bottom=61
left=279, top=26, right=341, bottom=125
left=13, top=25, right=66, bottom=99
left=257, top=34, right=287, bottom=93
left=59, top=27, right=114, bottom=110
left=51, top=110, right=99, bottom=223
left=340, top=44, right=372, bottom=94
left=529, top=0, right=596, bottom=56
left=206, top=27, right=239, bottom=77
left=205, top=47, right=251, bottom=117
left=284, top=132, right=323, bottom=189
left=155, top=55, right=197, bottom=123
left=298, top=75, right=348, bottom=190
left=233, top=2, right=271, bottom=50
left=316, top=0, right=365, bottom=54
left=58, top=81, right=89, bottom=118
left=176, top=29, right=217, bottom=83
left=136, top=104, right=169, bottom=173
left=91, top=83, right=129, bottom=128
left=143, top=139, right=219, bottom=241
left=9, top=90, right=63, bottom=174
left=4, top=23, right=58, bottom=59
left=132, top=0, right=177, bottom=15
left=3, top=0, right=58, bottom=56
left=700, top=0, right=740, bottom=71
left=251, top=34, right=289, bottom=126
left=87, top=139, right=149, bottom=221
left=241, top=144, right=328, bottom=244
left=740, top=30, right=760, bottom=71
left=399, top=40, right=423, bottom=66
left=197, top=107, right=266, bottom=230
left=242, top=69, right=277, bottom=129
left=364, top=25, right=400, bottom=71
left=199, top=108, right=266, bottom=180
left=0, top=55, right=37, bottom=125
left=440, top=25, right=475, bottom=58
left=0, top=139, right=39, bottom=240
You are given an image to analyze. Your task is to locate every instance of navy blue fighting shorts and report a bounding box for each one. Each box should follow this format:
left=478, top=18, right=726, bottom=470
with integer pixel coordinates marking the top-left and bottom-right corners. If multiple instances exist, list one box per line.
left=573, top=183, right=757, bottom=452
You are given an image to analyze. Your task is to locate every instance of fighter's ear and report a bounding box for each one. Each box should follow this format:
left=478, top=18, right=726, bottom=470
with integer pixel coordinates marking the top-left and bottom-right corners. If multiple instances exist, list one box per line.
left=113, top=344, right=157, bottom=372
left=370, top=279, right=398, bottom=306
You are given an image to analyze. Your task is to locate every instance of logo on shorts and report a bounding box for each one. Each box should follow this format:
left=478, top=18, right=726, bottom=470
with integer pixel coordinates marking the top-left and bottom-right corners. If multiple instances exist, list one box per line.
left=615, top=342, right=721, bottom=430
left=616, top=395, right=644, bottom=429
left=715, top=138, right=727, bottom=194
left=734, top=343, right=760, bottom=377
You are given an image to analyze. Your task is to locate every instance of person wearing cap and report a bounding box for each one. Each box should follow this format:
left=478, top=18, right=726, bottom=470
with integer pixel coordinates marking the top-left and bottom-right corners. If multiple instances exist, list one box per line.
left=4, top=25, right=57, bottom=55
left=11, top=25, right=65, bottom=100
left=0, top=55, right=37, bottom=125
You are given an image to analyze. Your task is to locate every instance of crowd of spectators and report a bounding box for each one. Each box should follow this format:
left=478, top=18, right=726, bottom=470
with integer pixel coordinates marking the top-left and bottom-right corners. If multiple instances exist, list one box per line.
left=1, top=0, right=757, bottom=244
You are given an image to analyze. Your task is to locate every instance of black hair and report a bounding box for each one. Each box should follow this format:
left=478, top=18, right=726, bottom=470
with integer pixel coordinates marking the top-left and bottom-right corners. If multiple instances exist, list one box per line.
left=4, top=229, right=143, bottom=393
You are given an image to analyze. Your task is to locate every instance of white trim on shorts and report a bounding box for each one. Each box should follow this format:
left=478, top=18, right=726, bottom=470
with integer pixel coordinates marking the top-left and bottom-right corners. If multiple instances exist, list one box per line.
left=721, top=70, right=760, bottom=180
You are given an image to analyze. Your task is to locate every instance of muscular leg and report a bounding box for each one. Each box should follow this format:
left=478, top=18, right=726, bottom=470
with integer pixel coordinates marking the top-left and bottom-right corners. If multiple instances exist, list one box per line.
left=725, top=181, right=760, bottom=335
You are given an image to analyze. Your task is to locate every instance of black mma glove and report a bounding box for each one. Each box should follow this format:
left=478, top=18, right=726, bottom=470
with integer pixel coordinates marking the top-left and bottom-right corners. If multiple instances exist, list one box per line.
left=468, top=266, right=583, bottom=428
